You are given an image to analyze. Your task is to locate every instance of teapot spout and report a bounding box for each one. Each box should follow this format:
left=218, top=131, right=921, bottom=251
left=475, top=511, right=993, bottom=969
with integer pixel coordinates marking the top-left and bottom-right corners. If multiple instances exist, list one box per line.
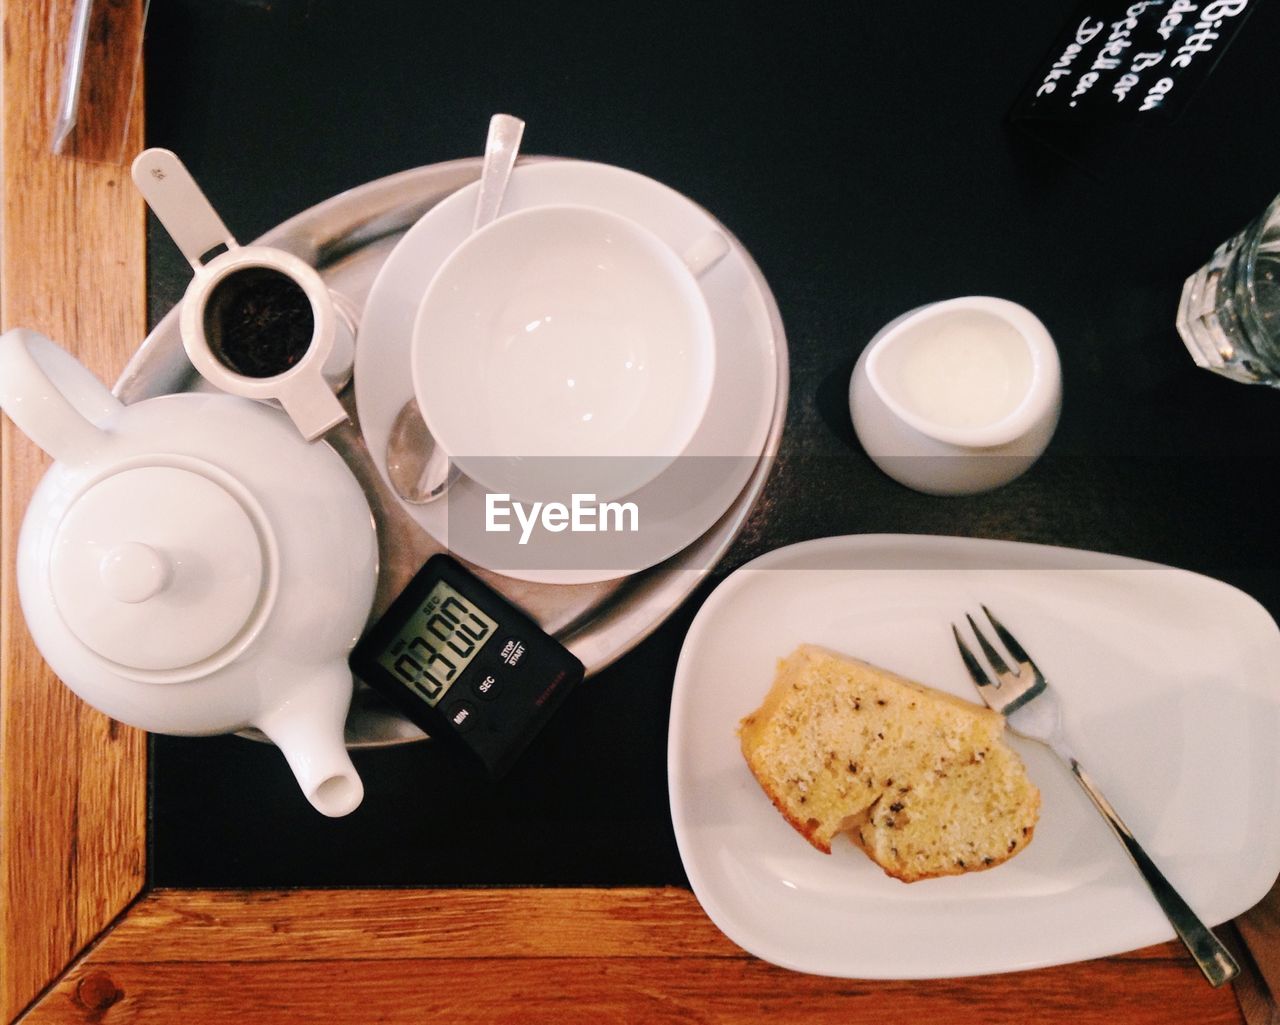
left=256, top=663, right=363, bottom=818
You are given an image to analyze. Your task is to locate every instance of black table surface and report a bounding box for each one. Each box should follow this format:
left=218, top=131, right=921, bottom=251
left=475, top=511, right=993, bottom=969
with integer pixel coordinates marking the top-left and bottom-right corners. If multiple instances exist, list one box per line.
left=146, top=0, right=1280, bottom=888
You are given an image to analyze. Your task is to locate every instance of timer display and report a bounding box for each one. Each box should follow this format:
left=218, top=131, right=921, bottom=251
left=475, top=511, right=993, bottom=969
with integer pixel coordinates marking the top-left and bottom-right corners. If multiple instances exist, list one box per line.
left=378, top=581, right=498, bottom=707
left=349, top=554, right=585, bottom=779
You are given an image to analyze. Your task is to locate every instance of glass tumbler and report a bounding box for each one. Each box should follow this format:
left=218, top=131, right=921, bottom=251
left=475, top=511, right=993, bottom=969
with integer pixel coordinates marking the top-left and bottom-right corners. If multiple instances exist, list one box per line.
left=1177, top=192, right=1280, bottom=386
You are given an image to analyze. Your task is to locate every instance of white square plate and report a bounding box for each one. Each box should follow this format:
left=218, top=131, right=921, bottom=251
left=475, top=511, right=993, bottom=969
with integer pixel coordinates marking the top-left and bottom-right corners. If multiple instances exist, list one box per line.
left=668, top=535, right=1280, bottom=978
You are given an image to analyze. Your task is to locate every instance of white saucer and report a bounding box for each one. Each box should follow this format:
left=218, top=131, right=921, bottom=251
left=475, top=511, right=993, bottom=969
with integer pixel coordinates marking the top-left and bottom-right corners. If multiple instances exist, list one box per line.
left=670, top=535, right=1280, bottom=978
left=355, top=160, right=778, bottom=584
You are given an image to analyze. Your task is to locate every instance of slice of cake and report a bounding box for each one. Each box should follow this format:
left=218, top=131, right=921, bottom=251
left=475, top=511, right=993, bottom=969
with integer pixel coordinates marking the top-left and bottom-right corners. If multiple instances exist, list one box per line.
left=738, top=644, right=1040, bottom=882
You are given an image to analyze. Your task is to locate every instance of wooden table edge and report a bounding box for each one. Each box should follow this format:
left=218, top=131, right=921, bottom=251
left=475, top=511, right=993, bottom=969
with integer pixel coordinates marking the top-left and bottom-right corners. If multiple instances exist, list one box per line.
left=10, top=889, right=1253, bottom=1025
left=1, top=0, right=148, bottom=1019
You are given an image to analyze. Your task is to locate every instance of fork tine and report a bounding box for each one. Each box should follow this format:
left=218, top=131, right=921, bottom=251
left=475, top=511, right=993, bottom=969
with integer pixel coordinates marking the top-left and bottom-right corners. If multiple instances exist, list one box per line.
left=981, top=605, right=1044, bottom=681
left=966, top=612, right=1014, bottom=678
left=951, top=624, right=1001, bottom=708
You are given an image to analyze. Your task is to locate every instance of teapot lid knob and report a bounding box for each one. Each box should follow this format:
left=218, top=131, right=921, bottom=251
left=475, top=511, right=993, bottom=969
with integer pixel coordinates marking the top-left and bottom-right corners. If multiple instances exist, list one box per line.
left=100, top=542, right=171, bottom=604
left=50, top=463, right=272, bottom=677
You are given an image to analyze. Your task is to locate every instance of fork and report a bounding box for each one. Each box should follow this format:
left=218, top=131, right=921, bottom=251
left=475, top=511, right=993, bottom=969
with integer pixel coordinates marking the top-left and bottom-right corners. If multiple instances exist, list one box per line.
left=952, top=605, right=1239, bottom=987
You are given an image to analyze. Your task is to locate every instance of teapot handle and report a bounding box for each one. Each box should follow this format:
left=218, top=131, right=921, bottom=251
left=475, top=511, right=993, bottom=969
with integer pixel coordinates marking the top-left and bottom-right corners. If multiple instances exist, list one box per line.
left=0, top=329, right=121, bottom=465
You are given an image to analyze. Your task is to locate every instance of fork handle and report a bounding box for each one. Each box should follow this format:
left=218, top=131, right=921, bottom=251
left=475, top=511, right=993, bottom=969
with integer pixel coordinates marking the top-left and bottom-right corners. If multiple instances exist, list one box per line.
left=1068, top=758, right=1239, bottom=987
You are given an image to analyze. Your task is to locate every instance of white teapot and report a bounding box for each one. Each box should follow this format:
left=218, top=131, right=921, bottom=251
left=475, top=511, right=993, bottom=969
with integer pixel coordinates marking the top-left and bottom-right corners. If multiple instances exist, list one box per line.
left=0, top=328, right=377, bottom=816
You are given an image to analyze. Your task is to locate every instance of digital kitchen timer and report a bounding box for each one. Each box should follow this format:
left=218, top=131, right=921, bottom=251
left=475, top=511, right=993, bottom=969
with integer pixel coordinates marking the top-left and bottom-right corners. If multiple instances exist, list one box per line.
left=348, top=553, right=584, bottom=779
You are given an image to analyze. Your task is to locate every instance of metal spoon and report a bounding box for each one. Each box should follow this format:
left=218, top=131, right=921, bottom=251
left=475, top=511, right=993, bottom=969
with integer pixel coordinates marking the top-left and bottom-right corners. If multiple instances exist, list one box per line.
left=386, top=113, right=525, bottom=504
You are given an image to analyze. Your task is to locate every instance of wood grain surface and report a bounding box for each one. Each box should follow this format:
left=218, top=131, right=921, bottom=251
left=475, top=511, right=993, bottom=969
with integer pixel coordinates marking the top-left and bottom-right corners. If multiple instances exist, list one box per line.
left=0, top=1, right=1255, bottom=1023
left=18, top=890, right=1247, bottom=1025
left=0, top=0, right=147, bottom=1020
left=1240, top=879, right=1280, bottom=1017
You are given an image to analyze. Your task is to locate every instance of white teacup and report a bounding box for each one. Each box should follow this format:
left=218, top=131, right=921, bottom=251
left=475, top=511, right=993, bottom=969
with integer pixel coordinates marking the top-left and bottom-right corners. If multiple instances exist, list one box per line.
left=849, top=296, right=1062, bottom=496
left=411, top=204, right=726, bottom=502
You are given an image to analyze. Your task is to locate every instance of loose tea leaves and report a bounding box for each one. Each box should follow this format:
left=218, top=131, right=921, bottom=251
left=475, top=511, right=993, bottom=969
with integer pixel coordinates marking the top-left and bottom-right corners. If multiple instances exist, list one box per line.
left=204, top=266, right=315, bottom=378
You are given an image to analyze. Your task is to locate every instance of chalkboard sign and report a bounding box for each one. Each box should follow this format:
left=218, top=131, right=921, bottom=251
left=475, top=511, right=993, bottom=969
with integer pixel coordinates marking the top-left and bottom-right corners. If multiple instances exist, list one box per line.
left=1012, top=0, right=1255, bottom=123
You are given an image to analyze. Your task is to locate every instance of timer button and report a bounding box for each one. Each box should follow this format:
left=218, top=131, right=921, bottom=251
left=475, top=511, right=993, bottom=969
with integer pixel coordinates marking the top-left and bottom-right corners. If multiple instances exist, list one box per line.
left=446, top=701, right=477, bottom=733
left=472, top=669, right=500, bottom=701
left=497, top=636, right=527, bottom=668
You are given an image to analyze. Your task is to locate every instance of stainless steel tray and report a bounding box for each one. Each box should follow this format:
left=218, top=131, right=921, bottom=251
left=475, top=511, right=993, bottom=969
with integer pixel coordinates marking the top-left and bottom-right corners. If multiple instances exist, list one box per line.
left=117, top=157, right=788, bottom=747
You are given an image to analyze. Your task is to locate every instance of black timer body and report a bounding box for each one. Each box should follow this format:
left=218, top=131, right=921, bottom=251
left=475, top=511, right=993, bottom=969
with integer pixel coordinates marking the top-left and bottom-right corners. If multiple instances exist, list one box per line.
left=349, top=554, right=585, bottom=779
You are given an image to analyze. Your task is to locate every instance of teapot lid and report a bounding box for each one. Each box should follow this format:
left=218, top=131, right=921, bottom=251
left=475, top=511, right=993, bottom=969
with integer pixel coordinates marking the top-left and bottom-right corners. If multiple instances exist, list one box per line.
left=50, top=463, right=272, bottom=675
